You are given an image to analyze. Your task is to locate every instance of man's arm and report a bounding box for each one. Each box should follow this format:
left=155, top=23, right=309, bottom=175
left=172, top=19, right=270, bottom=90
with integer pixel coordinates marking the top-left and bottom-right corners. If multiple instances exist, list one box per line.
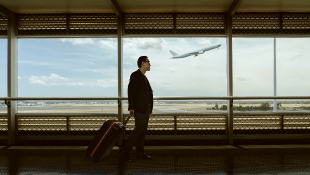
left=128, top=72, right=139, bottom=113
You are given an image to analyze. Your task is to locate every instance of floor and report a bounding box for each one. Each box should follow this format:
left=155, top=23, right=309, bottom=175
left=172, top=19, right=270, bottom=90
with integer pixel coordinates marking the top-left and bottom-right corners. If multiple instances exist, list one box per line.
left=1, top=145, right=310, bottom=175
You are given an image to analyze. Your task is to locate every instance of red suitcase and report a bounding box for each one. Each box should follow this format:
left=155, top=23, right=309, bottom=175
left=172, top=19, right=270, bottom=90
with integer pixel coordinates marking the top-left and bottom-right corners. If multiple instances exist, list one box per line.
left=86, top=115, right=132, bottom=162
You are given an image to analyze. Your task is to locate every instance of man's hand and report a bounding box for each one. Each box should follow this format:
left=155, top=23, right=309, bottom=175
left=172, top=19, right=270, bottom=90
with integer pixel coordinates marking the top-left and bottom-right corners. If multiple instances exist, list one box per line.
left=149, top=112, right=152, bottom=117
left=129, top=109, right=134, bottom=115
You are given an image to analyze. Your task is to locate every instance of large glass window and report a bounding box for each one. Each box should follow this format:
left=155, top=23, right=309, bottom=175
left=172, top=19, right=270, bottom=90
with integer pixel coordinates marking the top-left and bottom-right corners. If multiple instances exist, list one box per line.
left=123, top=38, right=227, bottom=114
left=233, top=38, right=274, bottom=96
left=0, top=39, right=7, bottom=113
left=233, top=38, right=274, bottom=112
left=233, top=38, right=310, bottom=112
left=18, top=38, right=117, bottom=113
left=276, top=38, right=310, bottom=111
left=277, top=38, right=310, bottom=96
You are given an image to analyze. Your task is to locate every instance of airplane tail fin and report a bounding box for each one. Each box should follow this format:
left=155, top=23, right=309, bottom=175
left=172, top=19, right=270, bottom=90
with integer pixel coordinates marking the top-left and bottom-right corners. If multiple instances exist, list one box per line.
left=169, top=50, right=178, bottom=57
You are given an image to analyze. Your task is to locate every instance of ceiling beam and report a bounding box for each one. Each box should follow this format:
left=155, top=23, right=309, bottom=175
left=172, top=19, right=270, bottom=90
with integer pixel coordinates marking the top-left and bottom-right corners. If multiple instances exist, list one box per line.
left=107, top=0, right=123, bottom=17
left=227, top=0, right=244, bottom=16
left=0, top=5, right=14, bottom=18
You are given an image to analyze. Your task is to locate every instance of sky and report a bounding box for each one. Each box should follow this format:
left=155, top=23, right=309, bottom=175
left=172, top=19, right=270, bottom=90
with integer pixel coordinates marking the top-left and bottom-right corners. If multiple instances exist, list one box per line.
left=0, top=37, right=309, bottom=97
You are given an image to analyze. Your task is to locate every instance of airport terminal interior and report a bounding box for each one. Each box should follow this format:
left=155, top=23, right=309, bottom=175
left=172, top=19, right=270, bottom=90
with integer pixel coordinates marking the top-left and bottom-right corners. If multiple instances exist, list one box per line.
left=1, top=0, right=310, bottom=174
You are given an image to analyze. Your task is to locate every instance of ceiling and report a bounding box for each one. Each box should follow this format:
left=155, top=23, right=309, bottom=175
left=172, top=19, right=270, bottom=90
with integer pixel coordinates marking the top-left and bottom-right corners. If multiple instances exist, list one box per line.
left=0, top=0, right=310, bottom=14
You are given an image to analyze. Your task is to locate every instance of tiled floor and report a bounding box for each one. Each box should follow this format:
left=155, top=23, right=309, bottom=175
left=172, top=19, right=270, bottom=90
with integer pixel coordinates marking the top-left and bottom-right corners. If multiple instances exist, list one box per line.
left=1, top=145, right=310, bottom=174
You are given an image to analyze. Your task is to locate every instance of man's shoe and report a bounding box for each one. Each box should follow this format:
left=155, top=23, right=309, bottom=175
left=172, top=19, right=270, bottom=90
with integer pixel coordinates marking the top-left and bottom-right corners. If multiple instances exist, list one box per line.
left=137, top=153, right=154, bottom=160
left=118, top=150, right=134, bottom=162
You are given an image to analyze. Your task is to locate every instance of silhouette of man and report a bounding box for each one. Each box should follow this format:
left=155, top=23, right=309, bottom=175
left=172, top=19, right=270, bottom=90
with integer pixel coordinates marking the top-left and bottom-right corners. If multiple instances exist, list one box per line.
left=119, top=56, right=154, bottom=161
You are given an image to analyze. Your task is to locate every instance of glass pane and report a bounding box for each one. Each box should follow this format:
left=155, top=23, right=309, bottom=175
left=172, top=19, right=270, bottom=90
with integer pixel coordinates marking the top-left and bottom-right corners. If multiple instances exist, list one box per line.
left=233, top=38, right=274, bottom=96
left=276, top=38, right=310, bottom=112
left=123, top=38, right=227, bottom=114
left=233, top=38, right=274, bottom=112
left=123, top=38, right=227, bottom=97
left=18, top=38, right=117, bottom=113
left=277, top=38, right=310, bottom=96
left=0, top=39, right=7, bottom=113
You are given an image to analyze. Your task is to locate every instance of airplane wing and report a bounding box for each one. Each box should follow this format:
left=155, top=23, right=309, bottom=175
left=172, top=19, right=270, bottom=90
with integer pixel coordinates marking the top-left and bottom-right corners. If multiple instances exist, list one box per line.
left=189, top=52, right=199, bottom=56
left=189, top=49, right=202, bottom=56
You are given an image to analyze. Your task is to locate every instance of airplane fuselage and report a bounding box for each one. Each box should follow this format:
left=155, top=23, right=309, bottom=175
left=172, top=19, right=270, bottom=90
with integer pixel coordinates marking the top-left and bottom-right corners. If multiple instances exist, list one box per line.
left=170, top=44, right=221, bottom=59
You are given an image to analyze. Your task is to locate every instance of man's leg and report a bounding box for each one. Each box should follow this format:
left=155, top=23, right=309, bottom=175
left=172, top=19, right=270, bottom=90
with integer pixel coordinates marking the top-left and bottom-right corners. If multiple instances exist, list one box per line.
left=136, top=107, right=151, bottom=155
left=122, top=112, right=148, bottom=153
left=136, top=114, right=150, bottom=155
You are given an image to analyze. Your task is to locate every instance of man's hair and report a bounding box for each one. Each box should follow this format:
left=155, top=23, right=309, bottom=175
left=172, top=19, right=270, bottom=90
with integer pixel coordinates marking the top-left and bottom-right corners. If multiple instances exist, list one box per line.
left=137, top=56, right=148, bottom=68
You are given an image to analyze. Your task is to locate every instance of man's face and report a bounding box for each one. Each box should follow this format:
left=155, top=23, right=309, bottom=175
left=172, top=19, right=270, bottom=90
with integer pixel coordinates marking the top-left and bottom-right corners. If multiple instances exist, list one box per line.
left=143, top=58, right=151, bottom=71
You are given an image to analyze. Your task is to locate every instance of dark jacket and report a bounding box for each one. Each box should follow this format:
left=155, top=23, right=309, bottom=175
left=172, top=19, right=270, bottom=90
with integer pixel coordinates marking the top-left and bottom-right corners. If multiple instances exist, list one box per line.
left=128, top=69, right=153, bottom=113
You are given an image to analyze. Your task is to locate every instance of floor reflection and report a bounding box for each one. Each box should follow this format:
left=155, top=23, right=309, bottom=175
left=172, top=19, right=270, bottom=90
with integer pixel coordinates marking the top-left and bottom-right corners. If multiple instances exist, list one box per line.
left=0, top=146, right=310, bottom=174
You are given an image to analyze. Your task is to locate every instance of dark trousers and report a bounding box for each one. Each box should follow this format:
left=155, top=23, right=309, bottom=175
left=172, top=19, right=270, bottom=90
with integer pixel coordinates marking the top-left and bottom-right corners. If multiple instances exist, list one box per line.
left=123, top=105, right=150, bottom=155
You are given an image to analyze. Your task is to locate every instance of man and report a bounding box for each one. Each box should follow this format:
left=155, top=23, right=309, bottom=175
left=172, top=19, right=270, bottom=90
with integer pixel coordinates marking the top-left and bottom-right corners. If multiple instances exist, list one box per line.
left=119, top=56, right=154, bottom=162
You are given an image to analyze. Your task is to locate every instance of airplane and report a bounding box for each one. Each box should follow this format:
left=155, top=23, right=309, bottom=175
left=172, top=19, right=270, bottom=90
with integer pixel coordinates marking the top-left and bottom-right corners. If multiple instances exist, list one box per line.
left=169, top=44, right=221, bottom=59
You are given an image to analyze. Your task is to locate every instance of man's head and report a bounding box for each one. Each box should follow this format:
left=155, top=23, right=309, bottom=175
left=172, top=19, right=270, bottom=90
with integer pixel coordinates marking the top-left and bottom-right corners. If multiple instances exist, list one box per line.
left=137, top=56, right=151, bottom=72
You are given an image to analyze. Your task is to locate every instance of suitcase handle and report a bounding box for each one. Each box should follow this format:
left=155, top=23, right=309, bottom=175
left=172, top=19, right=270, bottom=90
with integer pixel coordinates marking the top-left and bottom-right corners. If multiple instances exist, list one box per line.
left=124, top=114, right=132, bottom=126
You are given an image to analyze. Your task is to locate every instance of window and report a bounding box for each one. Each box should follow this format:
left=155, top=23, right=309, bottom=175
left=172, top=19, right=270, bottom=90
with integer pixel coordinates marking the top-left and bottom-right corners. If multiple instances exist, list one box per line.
left=18, top=38, right=118, bottom=113
left=233, top=38, right=274, bottom=112
left=277, top=38, right=310, bottom=96
left=277, top=38, right=310, bottom=111
left=0, top=39, right=7, bottom=113
left=123, top=38, right=227, bottom=114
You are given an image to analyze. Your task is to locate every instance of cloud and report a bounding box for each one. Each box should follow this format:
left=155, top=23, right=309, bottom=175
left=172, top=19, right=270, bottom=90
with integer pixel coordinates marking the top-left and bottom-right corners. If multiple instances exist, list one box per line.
left=109, top=66, right=116, bottom=69
left=124, top=61, right=133, bottom=66
left=67, top=82, right=84, bottom=86
left=29, top=76, right=47, bottom=85
left=60, top=38, right=95, bottom=45
left=122, top=38, right=168, bottom=63
left=49, top=73, right=69, bottom=81
left=137, top=38, right=164, bottom=50
left=236, top=77, right=247, bottom=81
left=195, top=38, right=212, bottom=46
left=59, top=38, right=117, bottom=51
left=91, top=66, right=117, bottom=75
left=18, top=76, right=22, bottom=79
left=83, top=61, right=94, bottom=64
left=98, top=39, right=117, bottom=49
left=95, top=79, right=117, bottom=88
left=28, top=73, right=84, bottom=86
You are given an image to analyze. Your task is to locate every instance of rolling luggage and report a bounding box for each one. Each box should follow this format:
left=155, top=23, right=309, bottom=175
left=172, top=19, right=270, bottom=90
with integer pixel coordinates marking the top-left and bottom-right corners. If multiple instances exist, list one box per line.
left=86, top=115, right=132, bottom=162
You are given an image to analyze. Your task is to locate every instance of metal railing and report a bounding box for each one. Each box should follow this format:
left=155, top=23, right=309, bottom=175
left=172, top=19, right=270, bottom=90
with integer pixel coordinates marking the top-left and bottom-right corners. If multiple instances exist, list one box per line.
left=1, top=96, right=310, bottom=142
